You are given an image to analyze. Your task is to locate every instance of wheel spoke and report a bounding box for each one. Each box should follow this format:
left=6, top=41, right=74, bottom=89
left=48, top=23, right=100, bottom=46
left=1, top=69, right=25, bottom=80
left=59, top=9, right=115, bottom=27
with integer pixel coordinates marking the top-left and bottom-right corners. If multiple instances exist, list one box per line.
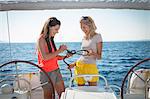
left=31, top=81, right=48, bottom=91
left=131, top=70, right=145, bottom=83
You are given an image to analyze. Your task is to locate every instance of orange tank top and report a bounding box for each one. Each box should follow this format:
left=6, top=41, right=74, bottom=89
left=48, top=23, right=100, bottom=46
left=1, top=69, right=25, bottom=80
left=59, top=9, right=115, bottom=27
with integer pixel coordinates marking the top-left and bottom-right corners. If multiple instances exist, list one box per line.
left=38, top=41, right=59, bottom=72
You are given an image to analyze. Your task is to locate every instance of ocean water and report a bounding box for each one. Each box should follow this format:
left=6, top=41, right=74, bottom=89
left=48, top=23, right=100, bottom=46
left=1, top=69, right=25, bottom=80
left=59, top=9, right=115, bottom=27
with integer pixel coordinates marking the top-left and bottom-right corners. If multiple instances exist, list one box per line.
left=0, top=41, right=150, bottom=89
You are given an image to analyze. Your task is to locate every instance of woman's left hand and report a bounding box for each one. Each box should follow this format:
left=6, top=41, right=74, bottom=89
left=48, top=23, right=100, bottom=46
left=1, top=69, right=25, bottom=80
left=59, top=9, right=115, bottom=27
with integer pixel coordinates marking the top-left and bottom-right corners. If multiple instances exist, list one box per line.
left=67, top=63, right=75, bottom=69
left=88, top=49, right=97, bottom=56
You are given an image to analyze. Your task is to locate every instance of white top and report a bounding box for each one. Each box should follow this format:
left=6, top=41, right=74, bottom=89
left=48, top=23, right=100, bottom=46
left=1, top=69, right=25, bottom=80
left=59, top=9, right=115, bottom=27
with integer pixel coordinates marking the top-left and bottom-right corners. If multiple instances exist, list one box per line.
left=78, top=33, right=102, bottom=64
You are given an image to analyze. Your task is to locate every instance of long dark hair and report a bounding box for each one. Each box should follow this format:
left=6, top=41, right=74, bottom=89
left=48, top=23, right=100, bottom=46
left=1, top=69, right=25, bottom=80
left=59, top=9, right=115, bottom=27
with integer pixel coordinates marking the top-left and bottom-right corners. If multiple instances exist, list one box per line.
left=41, top=17, right=61, bottom=53
left=46, top=17, right=61, bottom=38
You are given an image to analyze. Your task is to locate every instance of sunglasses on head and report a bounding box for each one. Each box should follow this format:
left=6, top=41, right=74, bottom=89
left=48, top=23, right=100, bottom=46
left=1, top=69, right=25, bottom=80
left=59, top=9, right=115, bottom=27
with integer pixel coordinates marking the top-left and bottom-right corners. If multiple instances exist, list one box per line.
left=82, top=16, right=89, bottom=20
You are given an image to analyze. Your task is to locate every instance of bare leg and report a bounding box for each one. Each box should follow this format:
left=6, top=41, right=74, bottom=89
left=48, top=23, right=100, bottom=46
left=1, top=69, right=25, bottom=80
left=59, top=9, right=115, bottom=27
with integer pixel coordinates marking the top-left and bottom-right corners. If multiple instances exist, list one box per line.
left=55, top=80, right=65, bottom=98
left=43, top=88, right=53, bottom=99
left=88, top=82, right=97, bottom=86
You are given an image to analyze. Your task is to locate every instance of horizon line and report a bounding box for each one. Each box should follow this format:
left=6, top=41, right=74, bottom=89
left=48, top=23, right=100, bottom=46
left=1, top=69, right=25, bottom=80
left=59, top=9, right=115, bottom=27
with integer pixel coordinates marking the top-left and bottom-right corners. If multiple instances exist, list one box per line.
left=0, top=39, right=150, bottom=43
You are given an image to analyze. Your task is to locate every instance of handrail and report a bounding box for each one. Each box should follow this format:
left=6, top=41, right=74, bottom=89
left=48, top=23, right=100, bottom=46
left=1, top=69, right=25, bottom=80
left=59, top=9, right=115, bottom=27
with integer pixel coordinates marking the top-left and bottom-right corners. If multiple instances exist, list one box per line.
left=109, top=85, right=121, bottom=95
left=69, top=74, right=108, bottom=88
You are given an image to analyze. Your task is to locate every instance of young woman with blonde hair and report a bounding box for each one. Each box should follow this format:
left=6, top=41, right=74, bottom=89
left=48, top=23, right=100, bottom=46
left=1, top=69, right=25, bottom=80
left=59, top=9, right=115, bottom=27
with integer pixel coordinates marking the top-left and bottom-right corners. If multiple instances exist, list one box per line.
left=69, top=16, right=103, bottom=86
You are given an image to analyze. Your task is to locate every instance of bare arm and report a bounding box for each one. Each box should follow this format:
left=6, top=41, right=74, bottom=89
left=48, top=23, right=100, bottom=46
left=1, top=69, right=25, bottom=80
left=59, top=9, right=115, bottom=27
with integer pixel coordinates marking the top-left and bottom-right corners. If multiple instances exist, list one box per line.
left=57, top=55, right=65, bottom=60
left=96, top=41, right=102, bottom=60
left=38, top=37, right=66, bottom=60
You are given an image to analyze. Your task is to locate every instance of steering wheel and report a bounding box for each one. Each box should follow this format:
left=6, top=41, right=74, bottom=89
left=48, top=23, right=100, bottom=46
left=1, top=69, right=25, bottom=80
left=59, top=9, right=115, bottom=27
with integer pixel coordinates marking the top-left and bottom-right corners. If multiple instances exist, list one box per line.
left=121, top=58, right=150, bottom=99
left=0, top=60, right=55, bottom=99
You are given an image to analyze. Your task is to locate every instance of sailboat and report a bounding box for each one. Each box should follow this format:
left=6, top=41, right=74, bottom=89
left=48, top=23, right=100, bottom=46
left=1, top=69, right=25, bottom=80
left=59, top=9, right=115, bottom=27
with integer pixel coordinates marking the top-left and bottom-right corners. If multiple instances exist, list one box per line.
left=0, top=0, right=150, bottom=99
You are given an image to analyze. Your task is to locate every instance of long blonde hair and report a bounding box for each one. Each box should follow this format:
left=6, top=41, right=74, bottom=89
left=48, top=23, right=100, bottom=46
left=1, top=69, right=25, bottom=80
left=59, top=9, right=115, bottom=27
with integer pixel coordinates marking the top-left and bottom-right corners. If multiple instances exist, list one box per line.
left=80, top=16, right=97, bottom=40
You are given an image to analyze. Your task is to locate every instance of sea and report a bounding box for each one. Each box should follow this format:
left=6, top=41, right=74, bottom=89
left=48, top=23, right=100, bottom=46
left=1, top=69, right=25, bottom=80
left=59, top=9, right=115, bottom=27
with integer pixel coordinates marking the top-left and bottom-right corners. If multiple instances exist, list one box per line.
left=0, top=41, right=150, bottom=91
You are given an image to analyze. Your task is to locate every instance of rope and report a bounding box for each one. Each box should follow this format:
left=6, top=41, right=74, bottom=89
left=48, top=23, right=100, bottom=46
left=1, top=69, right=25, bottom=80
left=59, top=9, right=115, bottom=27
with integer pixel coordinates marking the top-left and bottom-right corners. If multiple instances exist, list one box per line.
left=63, top=49, right=89, bottom=78
left=6, top=11, right=12, bottom=61
left=63, top=56, right=73, bottom=77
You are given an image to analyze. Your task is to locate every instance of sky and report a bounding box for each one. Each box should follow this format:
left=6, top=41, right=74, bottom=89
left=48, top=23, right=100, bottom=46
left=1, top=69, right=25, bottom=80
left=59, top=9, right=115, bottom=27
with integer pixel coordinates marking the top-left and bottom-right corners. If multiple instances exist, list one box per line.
left=0, top=9, right=150, bottom=43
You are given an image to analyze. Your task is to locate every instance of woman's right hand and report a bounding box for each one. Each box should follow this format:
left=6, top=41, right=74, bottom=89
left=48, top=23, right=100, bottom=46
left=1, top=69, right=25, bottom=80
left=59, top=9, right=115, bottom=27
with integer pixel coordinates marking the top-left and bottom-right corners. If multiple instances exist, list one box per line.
left=68, top=63, right=75, bottom=69
left=59, top=44, right=67, bottom=53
